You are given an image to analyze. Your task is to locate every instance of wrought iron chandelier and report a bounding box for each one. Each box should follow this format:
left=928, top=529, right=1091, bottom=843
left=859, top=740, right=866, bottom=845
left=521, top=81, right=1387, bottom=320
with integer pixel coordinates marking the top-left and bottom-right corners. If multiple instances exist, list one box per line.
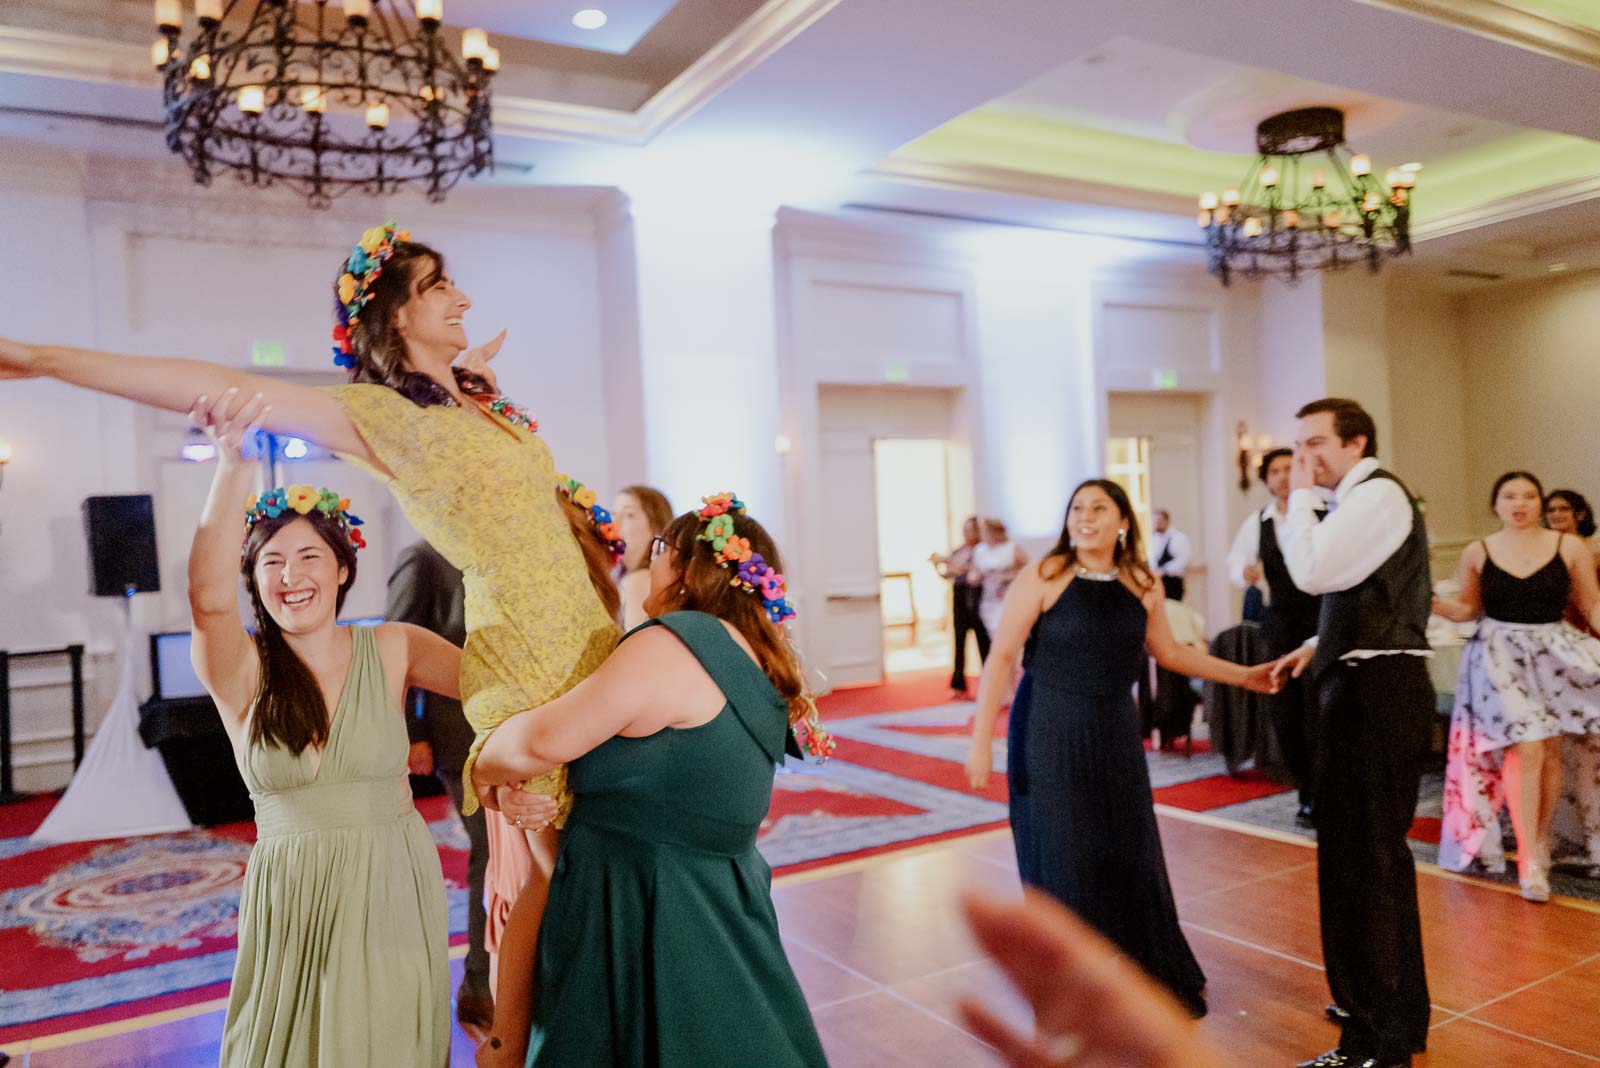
left=1196, top=107, right=1415, bottom=285
left=152, top=0, right=498, bottom=208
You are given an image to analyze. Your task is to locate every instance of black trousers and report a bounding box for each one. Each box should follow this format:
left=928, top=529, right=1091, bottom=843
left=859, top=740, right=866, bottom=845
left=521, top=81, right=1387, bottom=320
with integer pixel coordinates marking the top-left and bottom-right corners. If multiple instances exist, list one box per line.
left=1263, top=613, right=1318, bottom=808
left=951, top=582, right=990, bottom=690
left=438, top=762, right=491, bottom=995
left=1160, top=574, right=1185, bottom=602
left=1313, top=656, right=1433, bottom=1061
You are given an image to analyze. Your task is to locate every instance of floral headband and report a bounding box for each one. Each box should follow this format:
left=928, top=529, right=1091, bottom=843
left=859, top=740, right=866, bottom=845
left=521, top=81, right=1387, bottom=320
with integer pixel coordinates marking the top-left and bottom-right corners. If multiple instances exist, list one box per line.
left=696, top=493, right=832, bottom=759
left=696, top=493, right=796, bottom=626
left=331, top=220, right=409, bottom=370
left=557, top=474, right=625, bottom=565
left=244, top=485, right=366, bottom=551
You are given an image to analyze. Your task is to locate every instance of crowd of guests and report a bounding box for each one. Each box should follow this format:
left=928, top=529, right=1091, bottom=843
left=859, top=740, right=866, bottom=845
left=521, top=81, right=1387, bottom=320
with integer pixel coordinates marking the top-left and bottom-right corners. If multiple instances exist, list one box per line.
left=932, top=516, right=1026, bottom=699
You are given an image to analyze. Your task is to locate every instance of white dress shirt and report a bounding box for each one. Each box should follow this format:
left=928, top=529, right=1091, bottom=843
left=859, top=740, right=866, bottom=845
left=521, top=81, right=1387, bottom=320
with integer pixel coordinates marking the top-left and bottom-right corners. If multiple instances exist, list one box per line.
left=1278, top=456, right=1429, bottom=660
left=1148, top=528, right=1192, bottom=577
left=1226, top=502, right=1287, bottom=593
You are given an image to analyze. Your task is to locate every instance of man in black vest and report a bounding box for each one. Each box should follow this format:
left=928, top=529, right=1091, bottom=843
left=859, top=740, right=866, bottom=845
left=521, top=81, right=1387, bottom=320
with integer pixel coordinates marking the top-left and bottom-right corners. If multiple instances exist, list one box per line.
left=1227, top=447, right=1324, bottom=823
left=386, top=540, right=494, bottom=1031
left=1274, top=399, right=1432, bottom=1068
left=1148, top=508, right=1191, bottom=602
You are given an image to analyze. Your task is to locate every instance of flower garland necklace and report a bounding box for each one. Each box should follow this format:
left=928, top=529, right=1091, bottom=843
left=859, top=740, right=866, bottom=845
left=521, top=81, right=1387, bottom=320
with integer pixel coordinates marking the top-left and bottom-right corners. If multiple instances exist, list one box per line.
left=472, top=391, right=539, bottom=433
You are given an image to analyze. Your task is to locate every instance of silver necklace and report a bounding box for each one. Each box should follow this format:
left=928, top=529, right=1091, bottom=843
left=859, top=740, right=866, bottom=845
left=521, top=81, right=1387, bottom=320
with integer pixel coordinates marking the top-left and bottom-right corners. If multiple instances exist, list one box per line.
left=1074, top=562, right=1120, bottom=581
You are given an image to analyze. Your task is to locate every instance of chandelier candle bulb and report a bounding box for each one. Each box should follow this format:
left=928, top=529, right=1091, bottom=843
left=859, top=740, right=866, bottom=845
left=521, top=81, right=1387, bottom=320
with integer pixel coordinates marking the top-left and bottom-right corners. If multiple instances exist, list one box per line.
left=1282, top=209, right=1300, bottom=229
left=1322, top=210, right=1341, bottom=229
left=1261, top=165, right=1279, bottom=187
left=195, top=0, right=222, bottom=22
left=366, top=102, right=390, bottom=129
left=154, top=0, right=180, bottom=29
left=1350, top=153, right=1372, bottom=176
left=237, top=85, right=265, bottom=114
left=1199, top=191, right=1218, bottom=210
left=189, top=54, right=211, bottom=80
left=151, top=38, right=170, bottom=67
left=1197, top=209, right=1212, bottom=228
left=1222, top=188, right=1240, bottom=206
left=482, top=46, right=500, bottom=72
left=1362, top=192, right=1381, bottom=213
left=1311, top=169, right=1326, bottom=188
left=462, top=27, right=488, bottom=60
left=415, top=0, right=443, bottom=22
left=301, top=85, right=326, bottom=112
left=343, top=0, right=372, bottom=21
left=1243, top=217, right=1262, bottom=238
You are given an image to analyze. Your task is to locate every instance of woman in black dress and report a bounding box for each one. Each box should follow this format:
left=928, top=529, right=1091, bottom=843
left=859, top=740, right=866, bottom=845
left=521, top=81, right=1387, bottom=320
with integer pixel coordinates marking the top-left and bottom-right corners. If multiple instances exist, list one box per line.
left=965, top=480, right=1278, bottom=1017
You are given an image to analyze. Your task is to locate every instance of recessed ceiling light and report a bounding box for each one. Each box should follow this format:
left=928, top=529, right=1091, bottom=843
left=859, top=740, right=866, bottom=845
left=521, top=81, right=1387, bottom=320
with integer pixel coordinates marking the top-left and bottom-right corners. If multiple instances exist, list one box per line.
left=572, top=9, right=607, bottom=30
left=1548, top=262, right=1570, bottom=272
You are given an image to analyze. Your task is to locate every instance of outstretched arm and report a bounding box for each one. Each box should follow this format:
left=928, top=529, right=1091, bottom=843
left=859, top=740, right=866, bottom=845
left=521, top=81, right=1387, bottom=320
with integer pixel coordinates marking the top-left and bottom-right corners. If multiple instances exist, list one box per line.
left=965, top=566, right=1046, bottom=790
left=1144, top=583, right=1277, bottom=693
left=186, top=392, right=266, bottom=733
left=0, top=337, right=381, bottom=471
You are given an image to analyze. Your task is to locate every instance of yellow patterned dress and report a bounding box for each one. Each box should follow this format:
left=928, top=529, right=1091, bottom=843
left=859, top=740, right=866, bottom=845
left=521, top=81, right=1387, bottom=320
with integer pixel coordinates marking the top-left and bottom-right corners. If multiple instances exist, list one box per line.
left=325, top=383, right=620, bottom=821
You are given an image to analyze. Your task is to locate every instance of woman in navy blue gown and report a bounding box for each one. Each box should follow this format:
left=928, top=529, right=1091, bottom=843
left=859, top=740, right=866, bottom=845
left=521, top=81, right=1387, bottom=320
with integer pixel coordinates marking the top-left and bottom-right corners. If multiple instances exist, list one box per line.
left=966, top=480, right=1278, bottom=1017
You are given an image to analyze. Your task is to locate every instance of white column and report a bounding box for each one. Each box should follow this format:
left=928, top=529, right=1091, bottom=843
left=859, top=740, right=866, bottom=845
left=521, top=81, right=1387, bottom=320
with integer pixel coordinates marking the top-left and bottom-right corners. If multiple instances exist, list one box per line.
left=624, top=189, right=786, bottom=540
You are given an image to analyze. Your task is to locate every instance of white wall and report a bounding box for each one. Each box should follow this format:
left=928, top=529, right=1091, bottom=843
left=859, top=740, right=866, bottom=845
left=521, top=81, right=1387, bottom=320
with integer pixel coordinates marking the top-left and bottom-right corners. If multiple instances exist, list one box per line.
left=0, top=143, right=611, bottom=789
left=1384, top=284, right=1475, bottom=543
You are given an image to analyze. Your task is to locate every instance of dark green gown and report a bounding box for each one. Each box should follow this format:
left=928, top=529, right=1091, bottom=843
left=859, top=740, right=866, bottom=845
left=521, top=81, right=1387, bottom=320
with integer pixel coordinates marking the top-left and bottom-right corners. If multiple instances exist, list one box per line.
left=525, top=610, right=828, bottom=1067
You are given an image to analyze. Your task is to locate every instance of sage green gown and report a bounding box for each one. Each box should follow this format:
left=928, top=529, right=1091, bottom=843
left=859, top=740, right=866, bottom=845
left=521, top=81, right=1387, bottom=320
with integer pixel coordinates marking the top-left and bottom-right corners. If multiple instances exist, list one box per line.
left=526, top=611, right=828, bottom=1067
left=221, top=625, right=450, bottom=1067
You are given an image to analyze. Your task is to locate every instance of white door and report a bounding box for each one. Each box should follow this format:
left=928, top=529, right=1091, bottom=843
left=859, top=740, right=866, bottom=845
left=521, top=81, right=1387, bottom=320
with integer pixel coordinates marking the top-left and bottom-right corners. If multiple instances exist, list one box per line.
left=818, top=429, right=887, bottom=687
left=1106, top=393, right=1208, bottom=611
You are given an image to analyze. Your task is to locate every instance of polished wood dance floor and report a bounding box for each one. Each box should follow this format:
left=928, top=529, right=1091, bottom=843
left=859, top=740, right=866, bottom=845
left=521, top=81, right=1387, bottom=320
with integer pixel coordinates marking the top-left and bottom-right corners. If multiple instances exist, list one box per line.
left=11, top=808, right=1600, bottom=1065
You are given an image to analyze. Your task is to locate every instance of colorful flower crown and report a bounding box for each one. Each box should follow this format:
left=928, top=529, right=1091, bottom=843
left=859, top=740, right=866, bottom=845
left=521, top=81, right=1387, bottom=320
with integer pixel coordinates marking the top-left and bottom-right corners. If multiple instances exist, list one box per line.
left=696, top=492, right=796, bottom=626
left=331, top=221, right=409, bottom=370
left=244, top=485, right=366, bottom=550
left=557, top=474, right=625, bottom=565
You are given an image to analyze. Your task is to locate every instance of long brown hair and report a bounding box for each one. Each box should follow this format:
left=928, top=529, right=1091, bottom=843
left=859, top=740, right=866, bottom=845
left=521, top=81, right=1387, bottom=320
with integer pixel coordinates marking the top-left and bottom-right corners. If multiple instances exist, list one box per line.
left=558, top=487, right=623, bottom=625
left=1039, top=479, right=1155, bottom=591
left=333, top=239, right=491, bottom=407
left=644, top=510, right=810, bottom=724
left=619, top=485, right=674, bottom=572
left=240, top=513, right=360, bottom=753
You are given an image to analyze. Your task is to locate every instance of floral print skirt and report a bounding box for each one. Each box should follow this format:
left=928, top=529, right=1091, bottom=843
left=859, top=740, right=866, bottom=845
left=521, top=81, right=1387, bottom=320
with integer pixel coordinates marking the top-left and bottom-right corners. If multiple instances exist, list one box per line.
left=1440, top=619, right=1600, bottom=872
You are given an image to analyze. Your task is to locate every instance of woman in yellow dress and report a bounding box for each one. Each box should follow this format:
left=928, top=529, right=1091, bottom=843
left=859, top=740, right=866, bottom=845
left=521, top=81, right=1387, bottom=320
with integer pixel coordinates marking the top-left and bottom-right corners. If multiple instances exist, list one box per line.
left=0, top=223, right=618, bottom=1037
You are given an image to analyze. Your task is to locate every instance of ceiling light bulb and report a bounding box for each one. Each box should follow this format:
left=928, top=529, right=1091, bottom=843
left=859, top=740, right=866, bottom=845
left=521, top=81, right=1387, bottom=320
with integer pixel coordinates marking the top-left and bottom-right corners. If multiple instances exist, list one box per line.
left=462, top=27, right=488, bottom=60
left=1222, top=189, right=1240, bottom=206
left=1322, top=210, right=1341, bottom=229
left=1282, top=209, right=1300, bottom=229
left=1243, top=217, right=1262, bottom=238
left=189, top=54, right=212, bottom=80
left=152, top=38, right=170, bottom=67
left=415, top=0, right=443, bottom=21
left=1199, top=192, right=1218, bottom=211
left=1350, top=153, right=1372, bottom=176
left=366, top=102, right=390, bottom=129
left=237, top=85, right=265, bottom=114
left=481, top=46, right=500, bottom=72
left=1362, top=192, right=1381, bottom=213
left=1310, top=169, right=1325, bottom=189
left=302, top=86, right=327, bottom=113
left=154, top=0, right=180, bottom=30
left=573, top=9, right=608, bottom=30
left=343, top=0, right=372, bottom=20
left=195, top=0, right=222, bottom=21
left=1260, top=165, right=1278, bottom=188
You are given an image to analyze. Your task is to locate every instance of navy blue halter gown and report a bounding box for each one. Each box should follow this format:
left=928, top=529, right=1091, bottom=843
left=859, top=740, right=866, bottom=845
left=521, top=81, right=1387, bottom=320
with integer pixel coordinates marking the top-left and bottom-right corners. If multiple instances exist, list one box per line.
left=1007, top=576, right=1207, bottom=1013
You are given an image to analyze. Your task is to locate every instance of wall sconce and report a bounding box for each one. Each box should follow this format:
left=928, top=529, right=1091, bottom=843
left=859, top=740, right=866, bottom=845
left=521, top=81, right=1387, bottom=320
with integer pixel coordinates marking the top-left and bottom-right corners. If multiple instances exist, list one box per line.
left=1235, top=422, right=1274, bottom=490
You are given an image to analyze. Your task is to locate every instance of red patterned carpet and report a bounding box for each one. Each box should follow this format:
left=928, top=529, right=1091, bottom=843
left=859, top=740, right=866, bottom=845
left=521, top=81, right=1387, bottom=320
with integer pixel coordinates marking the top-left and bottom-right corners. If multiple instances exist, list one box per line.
left=0, top=668, right=1289, bottom=1044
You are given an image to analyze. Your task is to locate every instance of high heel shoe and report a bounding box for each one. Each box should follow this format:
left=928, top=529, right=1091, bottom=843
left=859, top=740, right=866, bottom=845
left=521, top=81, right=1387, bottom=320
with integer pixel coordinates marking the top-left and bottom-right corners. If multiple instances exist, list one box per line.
left=1519, top=853, right=1551, bottom=903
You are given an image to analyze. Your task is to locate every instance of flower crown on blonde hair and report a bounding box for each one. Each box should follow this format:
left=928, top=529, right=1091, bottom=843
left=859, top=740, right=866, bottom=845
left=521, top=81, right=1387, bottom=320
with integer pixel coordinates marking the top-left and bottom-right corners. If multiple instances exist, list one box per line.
left=557, top=474, right=625, bottom=565
left=331, top=220, right=408, bottom=370
left=245, top=485, right=365, bottom=551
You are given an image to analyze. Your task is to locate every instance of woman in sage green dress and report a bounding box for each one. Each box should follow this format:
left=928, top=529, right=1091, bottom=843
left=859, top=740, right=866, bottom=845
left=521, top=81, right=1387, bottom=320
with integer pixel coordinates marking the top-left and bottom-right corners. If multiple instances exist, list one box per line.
left=186, top=392, right=548, bottom=1066
left=475, top=494, right=831, bottom=1068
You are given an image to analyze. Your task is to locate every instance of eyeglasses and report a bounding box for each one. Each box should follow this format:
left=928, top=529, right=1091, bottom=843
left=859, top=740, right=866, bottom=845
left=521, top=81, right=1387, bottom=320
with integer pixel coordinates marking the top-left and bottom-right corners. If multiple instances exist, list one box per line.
left=650, top=535, right=670, bottom=560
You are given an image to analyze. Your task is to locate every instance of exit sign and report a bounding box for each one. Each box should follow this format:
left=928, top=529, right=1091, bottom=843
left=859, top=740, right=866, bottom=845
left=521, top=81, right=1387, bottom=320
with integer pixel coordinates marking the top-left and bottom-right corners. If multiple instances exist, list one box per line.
left=1153, top=369, right=1179, bottom=390
left=251, top=340, right=286, bottom=367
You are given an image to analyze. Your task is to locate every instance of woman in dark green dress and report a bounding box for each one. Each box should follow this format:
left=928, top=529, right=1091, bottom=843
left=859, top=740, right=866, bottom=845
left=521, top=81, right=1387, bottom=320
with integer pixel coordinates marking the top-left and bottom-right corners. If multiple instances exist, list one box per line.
left=474, top=493, right=830, bottom=1068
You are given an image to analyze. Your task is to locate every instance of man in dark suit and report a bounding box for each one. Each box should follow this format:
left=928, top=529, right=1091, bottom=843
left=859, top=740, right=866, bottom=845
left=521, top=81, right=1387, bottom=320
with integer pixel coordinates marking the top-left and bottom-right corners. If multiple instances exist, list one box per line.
left=1276, top=399, right=1432, bottom=1068
left=386, top=540, right=493, bottom=1030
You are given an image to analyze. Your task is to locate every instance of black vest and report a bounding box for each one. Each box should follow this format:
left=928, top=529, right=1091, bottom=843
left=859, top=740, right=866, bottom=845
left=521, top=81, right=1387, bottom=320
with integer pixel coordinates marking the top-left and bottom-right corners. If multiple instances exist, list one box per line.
left=1259, top=511, right=1320, bottom=652
left=1309, top=468, right=1432, bottom=679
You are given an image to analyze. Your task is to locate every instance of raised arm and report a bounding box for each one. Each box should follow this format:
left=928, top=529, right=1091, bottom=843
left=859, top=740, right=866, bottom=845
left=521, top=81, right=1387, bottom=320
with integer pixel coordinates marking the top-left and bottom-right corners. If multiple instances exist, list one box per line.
left=0, top=337, right=380, bottom=471
left=1432, top=542, right=1484, bottom=623
left=186, top=393, right=267, bottom=733
left=965, top=565, right=1047, bottom=789
left=1142, top=582, right=1276, bottom=693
